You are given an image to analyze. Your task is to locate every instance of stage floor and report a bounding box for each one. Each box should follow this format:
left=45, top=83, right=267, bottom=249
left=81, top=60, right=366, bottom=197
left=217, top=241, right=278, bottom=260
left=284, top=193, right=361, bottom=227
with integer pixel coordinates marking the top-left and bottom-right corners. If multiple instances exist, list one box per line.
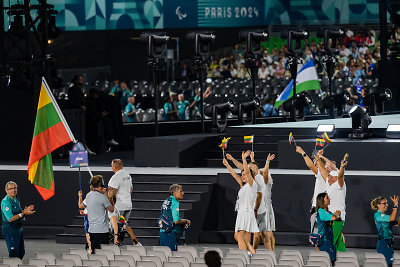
left=233, top=113, right=400, bottom=129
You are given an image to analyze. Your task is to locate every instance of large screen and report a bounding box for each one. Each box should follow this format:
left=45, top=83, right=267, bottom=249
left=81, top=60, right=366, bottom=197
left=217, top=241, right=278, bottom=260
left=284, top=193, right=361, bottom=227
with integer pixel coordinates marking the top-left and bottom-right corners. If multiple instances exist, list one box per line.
left=2, top=0, right=380, bottom=31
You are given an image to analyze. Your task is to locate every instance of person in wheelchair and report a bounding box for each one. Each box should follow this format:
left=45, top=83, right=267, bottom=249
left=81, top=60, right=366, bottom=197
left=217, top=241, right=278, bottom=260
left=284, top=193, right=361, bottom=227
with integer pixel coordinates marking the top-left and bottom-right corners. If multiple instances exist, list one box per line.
left=107, top=190, right=142, bottom=246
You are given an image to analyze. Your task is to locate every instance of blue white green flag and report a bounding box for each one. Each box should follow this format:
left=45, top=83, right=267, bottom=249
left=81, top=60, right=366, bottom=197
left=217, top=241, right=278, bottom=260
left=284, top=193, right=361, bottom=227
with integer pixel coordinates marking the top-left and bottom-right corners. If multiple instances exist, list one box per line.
left=274, top=59, right=320, bottom=108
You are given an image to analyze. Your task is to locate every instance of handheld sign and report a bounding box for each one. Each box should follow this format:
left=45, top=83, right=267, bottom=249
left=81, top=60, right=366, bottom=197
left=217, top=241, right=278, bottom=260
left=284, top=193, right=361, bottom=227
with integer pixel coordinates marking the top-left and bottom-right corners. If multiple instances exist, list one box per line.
left=69, top=142, right=89, bottom=191
left=69, top=142, right=88, bottom=168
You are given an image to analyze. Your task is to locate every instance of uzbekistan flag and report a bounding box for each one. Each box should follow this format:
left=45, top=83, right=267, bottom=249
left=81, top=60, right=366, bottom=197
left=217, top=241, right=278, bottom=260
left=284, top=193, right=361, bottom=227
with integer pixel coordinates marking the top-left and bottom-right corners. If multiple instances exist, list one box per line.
left=275, top=59, right=320, bottom=108
left=316, top=138, right=325, bottom=147
left=219, top=137, right=231, bottom=150
left=289, top=132, right=294, bottom=144
left=321, top=132, right=332, bottom=144
left=244, top=135, right=254, bottom=144
left=27, top=77, right=75, bottom=200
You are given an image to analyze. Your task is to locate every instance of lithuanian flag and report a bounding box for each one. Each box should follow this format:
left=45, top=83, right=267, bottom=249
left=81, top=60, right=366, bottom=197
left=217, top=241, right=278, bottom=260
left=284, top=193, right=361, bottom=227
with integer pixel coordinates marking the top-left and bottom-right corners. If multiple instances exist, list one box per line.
left=218, top=137, right=231, bottom=150
left=27, top=78, right=75, bottom=200
left=321, top=132, right=332, bottom=144
left=244, top=135, right=254, bottom=144
left=289, top=132, right=294, bottom=144
left=316, top=138, right=325, bottom=147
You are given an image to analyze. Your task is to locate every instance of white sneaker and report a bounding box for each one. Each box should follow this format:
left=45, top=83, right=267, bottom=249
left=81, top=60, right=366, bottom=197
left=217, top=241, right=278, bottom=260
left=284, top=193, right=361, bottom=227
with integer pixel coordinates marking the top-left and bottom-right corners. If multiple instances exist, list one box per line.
left=107, top=139, right=119, bottom=146
left=247, top=251, right=253, bottom=257
left=134, top=242, right=142, bottom=246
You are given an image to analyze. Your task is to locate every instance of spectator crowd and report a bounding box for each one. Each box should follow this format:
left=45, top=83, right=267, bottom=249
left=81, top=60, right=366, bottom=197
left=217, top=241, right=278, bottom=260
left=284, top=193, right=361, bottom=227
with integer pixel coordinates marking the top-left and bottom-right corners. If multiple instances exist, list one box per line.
left=56, top=26, right=400, bottom=132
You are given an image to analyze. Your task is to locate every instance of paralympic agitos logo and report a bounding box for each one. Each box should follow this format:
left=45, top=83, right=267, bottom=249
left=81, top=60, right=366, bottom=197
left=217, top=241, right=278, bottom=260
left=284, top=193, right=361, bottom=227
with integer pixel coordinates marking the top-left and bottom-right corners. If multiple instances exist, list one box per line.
left=175, top=6, right=187, bottom=20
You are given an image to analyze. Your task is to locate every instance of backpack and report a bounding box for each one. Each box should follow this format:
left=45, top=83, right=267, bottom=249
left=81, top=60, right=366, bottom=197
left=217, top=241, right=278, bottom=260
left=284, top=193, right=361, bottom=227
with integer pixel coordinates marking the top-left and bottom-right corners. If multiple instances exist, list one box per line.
left=158, top=197, right=175, bottom=232
left=309, top=215, right=323, bottom=247
left=309, top=232, right=323, bottom=247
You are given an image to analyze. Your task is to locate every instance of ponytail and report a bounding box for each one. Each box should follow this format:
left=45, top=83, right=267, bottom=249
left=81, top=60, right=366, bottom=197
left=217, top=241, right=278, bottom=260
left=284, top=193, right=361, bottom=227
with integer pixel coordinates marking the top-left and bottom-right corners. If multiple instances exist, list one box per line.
left=371, top=196, right=385, bottom=210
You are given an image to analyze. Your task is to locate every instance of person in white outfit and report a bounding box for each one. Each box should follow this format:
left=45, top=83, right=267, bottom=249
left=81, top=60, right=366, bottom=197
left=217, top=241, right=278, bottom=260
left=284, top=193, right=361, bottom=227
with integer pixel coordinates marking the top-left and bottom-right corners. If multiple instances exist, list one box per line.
left=296, top=146, right=328, bottom=232
left=223, top=150, right=259, bottom=255
left=108, top=159, right=133, bottom=223
left=315, top=153, right=347, bottom=252
left=226, top=152, right=276, bottom=250
left=255, top=153, right=276, bottom=250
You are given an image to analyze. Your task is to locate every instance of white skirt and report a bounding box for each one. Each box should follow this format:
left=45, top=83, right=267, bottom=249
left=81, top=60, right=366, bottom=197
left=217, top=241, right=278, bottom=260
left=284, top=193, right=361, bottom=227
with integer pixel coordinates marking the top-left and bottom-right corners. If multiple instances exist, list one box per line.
left=235, top=210, right=259, bottom=233
left=265, top=205, right=276, bottom=232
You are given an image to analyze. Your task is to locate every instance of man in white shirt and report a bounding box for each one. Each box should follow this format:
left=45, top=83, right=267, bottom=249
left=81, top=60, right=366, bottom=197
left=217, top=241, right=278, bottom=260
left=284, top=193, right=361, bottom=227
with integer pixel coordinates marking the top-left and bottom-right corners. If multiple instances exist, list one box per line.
left=108, top=159, right=133, bottom=223
left=315, top=153, right=348, bottom=252
left=359, top=42, right=368, bottom=55
left=339, top=45, right=351, bottom=57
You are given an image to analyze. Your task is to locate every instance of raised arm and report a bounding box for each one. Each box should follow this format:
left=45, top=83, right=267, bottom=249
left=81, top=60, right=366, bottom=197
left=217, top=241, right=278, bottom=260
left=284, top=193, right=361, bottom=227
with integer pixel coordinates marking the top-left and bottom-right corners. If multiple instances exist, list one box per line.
left=78, top=191, right=85, bottom=209
left=296, top=146, right=318, bottom=175
left=315, top=154, right=328, bottom=182
left=320, top=154, right=338, bottom=171
left=223, top=158, right=243, bottom=186
left=250, top=151, right=255, bottom=163
left=338, top=155, right=347, bottom=187
left=226, top=153, right=244, bottom=170
left=263, top=153, right=275, bottom=184
left=390, top=195, right=399, bottom=222
left=242, top=150, right=253, bottom=187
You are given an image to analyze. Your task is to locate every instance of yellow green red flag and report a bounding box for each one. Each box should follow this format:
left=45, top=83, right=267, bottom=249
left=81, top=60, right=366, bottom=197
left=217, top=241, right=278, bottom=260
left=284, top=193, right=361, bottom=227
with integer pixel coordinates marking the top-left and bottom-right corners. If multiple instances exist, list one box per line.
left=244, top=135, right=254, bottom=144
left=321, top=132, right=332, bottom=144
left=316, top=138, right=325, bottom=147
left=218, top=137, right=231, bottom=150
left=27, top=77, right=75, bottom=200
left=289, top=132, right=294, bottom=144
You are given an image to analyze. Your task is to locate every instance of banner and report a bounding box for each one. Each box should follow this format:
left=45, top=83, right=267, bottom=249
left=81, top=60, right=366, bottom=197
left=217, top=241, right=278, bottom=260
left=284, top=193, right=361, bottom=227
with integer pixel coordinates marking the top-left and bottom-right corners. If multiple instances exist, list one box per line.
left=2, top=0, right=380, bottom=31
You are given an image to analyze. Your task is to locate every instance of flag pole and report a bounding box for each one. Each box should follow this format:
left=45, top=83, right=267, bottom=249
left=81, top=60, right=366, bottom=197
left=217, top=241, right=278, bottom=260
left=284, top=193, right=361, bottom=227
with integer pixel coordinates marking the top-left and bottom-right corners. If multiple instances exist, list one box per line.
left=42, top=77, right=77, bottom=143
left=78, top=166, right=82, bottom=191
left=87, top=166, right=93, bottom=177
left=324, top=142, right=331, bottom=150
left=251, top=142, right=254, bottom=152
left=42, top=77, right=95, bottom=178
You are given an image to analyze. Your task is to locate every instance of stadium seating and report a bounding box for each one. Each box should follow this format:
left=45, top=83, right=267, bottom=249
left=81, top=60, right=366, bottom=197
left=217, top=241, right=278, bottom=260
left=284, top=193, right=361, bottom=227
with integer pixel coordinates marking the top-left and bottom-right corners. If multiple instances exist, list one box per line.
left=1, top=245, right=387, bottom=267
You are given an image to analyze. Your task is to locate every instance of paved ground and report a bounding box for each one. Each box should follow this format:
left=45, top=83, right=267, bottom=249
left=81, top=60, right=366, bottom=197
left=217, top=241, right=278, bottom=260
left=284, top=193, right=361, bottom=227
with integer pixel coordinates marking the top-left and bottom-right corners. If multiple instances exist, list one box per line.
left=0, top=239, right=377, bottom=264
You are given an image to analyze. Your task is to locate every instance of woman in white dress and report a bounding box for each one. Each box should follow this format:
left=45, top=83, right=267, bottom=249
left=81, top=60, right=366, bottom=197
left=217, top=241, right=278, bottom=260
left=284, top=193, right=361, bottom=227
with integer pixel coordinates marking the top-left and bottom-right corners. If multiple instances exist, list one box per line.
left=223, top=150, right=259, bottom=254
left=260, top=153, right=276, bottom=250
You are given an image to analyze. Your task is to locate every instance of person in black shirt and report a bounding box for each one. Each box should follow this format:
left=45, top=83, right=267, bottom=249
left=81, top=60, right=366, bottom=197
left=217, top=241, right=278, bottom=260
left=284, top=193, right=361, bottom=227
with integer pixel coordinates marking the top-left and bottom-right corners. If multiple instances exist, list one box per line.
left=68, top=75, right=86, bottom=111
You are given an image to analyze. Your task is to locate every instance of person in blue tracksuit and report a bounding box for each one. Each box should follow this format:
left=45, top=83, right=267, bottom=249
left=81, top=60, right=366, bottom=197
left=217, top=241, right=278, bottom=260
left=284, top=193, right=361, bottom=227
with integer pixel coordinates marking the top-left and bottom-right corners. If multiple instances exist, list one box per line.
left=315, top=192, right=342, bottom=264
left=1, top=181, right=35, bottom=259
left=159, top=184, right=191, bottom=251
left=371, top=195, right=399, bottom=267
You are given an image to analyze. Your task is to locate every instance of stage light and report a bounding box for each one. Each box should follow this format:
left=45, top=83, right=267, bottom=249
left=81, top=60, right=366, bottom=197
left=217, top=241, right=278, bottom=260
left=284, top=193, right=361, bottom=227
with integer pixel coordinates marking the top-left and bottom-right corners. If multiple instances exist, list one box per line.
left=370, top=88, right=392, bottom=115
left=140, top=32, right=170, bottom=58
left=186, top=31, right=215, bottom=56
left=239, top=29, right=268, bottom=52
left=232, top=98, right=260, bottom=125
left=317, top=28, right=344, bottom=51
left=316, top=124, right=336, bottom=138
left=281, top=29, right=309, bottom=52
left=204, top=99, right=235, bottom=132
left=317, top=124, right=335, bottom=133
left=348, top=105, right=372, bottom=139
left=282, top=92, right=313, bottom=121
left=387, top=124, right=400, bottom=139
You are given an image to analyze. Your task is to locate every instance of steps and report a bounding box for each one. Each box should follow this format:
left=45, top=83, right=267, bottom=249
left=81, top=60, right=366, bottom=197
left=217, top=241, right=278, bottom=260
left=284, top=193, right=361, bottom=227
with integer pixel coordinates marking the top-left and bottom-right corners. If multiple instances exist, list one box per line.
left=56, top=174, right=216, bottom=246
